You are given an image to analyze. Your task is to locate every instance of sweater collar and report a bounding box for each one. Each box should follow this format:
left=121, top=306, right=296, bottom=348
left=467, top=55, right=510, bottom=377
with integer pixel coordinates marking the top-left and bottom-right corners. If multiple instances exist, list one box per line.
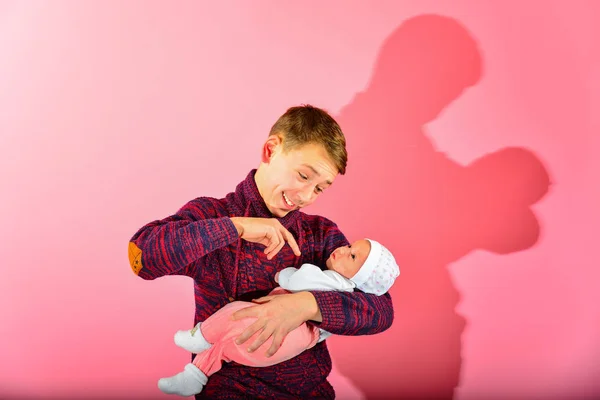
left=235, top=169, right=301, bottom=227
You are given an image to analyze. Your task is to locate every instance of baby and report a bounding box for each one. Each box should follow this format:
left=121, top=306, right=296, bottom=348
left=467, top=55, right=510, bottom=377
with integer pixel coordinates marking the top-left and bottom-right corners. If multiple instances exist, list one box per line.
left=158, top=238, right=400, bottom=396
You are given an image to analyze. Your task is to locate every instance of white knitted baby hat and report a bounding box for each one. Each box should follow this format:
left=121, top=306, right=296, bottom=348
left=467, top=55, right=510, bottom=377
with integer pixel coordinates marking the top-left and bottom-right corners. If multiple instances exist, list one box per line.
left=350, top=239, right=400, bottom=296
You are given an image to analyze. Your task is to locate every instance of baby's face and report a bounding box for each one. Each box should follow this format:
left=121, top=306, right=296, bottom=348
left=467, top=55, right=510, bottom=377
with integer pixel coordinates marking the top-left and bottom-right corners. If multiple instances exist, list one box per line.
left=326, top=239, right=371, bottom=279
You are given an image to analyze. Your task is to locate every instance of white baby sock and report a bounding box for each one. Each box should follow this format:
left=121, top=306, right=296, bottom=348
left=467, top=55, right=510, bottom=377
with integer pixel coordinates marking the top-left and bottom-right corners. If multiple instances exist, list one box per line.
left=174, top=322, right=212, bottom=353
left=158, top=363, right=208, bottom=396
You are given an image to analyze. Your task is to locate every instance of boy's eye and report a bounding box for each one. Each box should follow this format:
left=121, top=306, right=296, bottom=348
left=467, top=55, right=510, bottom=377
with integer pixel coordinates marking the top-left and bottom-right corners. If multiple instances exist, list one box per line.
left=315, top=187, right=323, bottom=194
left=298, top=172, right=308, bottom=180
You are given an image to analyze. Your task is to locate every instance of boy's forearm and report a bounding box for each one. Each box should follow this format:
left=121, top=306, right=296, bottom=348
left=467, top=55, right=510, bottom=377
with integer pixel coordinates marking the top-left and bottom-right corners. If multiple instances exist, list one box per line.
left=309, top=290, right=394, bottom=335
left=130, top=217, right=238, bottom=279
left=129, top=201, right=239, bottom=279
left=296, top=292, right=323, bottom=323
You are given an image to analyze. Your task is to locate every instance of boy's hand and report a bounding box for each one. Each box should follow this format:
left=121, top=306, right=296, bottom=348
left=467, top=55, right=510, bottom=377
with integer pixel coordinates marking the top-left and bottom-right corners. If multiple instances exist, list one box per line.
left=231, top=292, right=321, bottom=357
left=230, top=217, right=301, bottom=259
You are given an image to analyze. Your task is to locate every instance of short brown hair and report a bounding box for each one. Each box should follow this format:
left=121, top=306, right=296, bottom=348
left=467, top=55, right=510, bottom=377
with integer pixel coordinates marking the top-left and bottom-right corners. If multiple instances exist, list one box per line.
left=269, top=104, right=348, bottom=175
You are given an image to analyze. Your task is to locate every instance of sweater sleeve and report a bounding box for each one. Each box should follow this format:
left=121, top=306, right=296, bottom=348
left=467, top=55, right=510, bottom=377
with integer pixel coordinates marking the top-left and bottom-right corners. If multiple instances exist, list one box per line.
left=127, top=197, right=239, bottom=280
left=308, top=219, right=395, bottom=336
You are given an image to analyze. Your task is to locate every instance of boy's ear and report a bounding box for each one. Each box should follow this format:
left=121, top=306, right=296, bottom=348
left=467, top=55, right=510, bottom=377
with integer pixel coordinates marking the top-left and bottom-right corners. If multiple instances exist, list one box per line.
left=262, top=134, right=283, bottom=163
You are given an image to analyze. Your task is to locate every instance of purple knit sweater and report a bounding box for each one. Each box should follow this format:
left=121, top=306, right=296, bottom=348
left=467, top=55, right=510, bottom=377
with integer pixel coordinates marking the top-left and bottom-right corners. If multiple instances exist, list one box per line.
left=128, top=170, right=394, bottom=399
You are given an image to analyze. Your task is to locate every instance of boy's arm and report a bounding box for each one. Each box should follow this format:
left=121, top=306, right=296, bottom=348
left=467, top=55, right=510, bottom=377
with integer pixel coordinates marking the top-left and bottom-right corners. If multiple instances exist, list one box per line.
left=230, top=219, right=393, bottom=357
left=309, top=290, right=394, bottom=335
left=307, top=220, right=395, bottom=335
left=128, top=198, right=239, bottom=280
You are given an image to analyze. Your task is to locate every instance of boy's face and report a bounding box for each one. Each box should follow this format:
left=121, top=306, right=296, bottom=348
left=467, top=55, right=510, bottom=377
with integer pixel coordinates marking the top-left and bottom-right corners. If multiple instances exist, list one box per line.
left=259, top=137, right=338, bottom=218
left=326, top=239, right=371, bottom=279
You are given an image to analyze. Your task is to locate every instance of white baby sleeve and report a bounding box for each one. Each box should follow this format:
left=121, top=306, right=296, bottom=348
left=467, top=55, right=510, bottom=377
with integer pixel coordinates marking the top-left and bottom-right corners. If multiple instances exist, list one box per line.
left=278, top=264, right=355, bottom=293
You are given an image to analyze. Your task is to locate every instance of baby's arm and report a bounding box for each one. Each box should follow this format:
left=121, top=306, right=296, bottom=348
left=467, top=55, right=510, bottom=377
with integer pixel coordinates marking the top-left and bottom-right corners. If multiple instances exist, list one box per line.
left=277, top=264, right=355, bottom=292
left=274, top=267, right=297, bottom=285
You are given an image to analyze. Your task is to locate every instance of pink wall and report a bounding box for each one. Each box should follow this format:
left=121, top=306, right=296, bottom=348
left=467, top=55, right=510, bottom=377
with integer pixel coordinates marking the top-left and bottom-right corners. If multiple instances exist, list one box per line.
left=1, top=1, right=598, bottom=399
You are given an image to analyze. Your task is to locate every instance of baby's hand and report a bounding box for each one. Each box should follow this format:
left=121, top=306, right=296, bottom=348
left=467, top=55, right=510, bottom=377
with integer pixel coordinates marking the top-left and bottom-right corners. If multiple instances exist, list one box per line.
left=274, top=271, right=280, bottom=283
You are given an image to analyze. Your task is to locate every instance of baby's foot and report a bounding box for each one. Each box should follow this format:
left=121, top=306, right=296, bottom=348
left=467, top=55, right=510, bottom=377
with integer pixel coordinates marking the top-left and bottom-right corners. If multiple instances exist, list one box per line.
left=174, top=322, right=212, bottom=353
left=158, top=363, right=208, bottom=396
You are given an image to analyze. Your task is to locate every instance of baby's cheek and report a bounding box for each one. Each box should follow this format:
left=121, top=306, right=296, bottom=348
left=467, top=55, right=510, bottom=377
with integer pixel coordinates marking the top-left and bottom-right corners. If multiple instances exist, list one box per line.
left=351, top=263, right=362, bottom=278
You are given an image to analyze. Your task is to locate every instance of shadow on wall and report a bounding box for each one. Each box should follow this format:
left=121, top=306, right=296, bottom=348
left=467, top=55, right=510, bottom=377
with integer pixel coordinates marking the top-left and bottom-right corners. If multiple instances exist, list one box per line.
left=315, top=14, right=551, bottom=400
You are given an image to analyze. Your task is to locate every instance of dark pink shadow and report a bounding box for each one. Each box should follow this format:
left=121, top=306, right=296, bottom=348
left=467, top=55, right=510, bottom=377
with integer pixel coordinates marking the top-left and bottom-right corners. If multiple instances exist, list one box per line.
left=314, top=14, right=551, bottom=400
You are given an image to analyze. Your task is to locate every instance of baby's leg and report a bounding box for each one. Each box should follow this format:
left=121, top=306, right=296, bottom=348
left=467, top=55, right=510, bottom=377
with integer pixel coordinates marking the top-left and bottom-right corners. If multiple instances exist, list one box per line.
left=174, top=301, right=256, bottom=353
left=173, top=322, right=212, bottom=353
left=195, top=301, right=321, bottom=374
left=160, top=296, right=320, bottom=396
left=160, top=302, right=256, bottom=396
left=175, top=289, right=289, bottom=352
left=157, top=363, right=208, bottom=397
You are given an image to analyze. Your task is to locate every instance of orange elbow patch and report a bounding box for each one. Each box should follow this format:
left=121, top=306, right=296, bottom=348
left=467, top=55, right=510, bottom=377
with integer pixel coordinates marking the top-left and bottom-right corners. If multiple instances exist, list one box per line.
left=128, top=242, right=143, bottom=275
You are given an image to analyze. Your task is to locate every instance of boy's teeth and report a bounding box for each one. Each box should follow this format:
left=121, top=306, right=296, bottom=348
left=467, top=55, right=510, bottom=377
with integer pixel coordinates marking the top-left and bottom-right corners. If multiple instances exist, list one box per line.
left=283, top=193, right=294, bottom=206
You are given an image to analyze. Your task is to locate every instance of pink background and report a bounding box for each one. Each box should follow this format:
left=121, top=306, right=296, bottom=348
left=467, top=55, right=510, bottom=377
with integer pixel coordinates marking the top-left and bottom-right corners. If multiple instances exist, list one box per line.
left=1, top=1, right=599, bottom=399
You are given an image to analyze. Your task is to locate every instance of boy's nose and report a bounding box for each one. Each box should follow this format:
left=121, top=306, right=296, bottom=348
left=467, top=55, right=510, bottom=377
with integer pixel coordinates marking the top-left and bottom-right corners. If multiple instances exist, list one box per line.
left=297, top=186, right=314, bottom=205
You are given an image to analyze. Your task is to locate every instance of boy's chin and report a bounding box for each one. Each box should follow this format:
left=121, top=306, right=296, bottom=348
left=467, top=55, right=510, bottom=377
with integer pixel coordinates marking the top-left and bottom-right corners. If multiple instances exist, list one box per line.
left=271, top=209, right=289, bottom=218
left=267, top=204, right=288, bottom=218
